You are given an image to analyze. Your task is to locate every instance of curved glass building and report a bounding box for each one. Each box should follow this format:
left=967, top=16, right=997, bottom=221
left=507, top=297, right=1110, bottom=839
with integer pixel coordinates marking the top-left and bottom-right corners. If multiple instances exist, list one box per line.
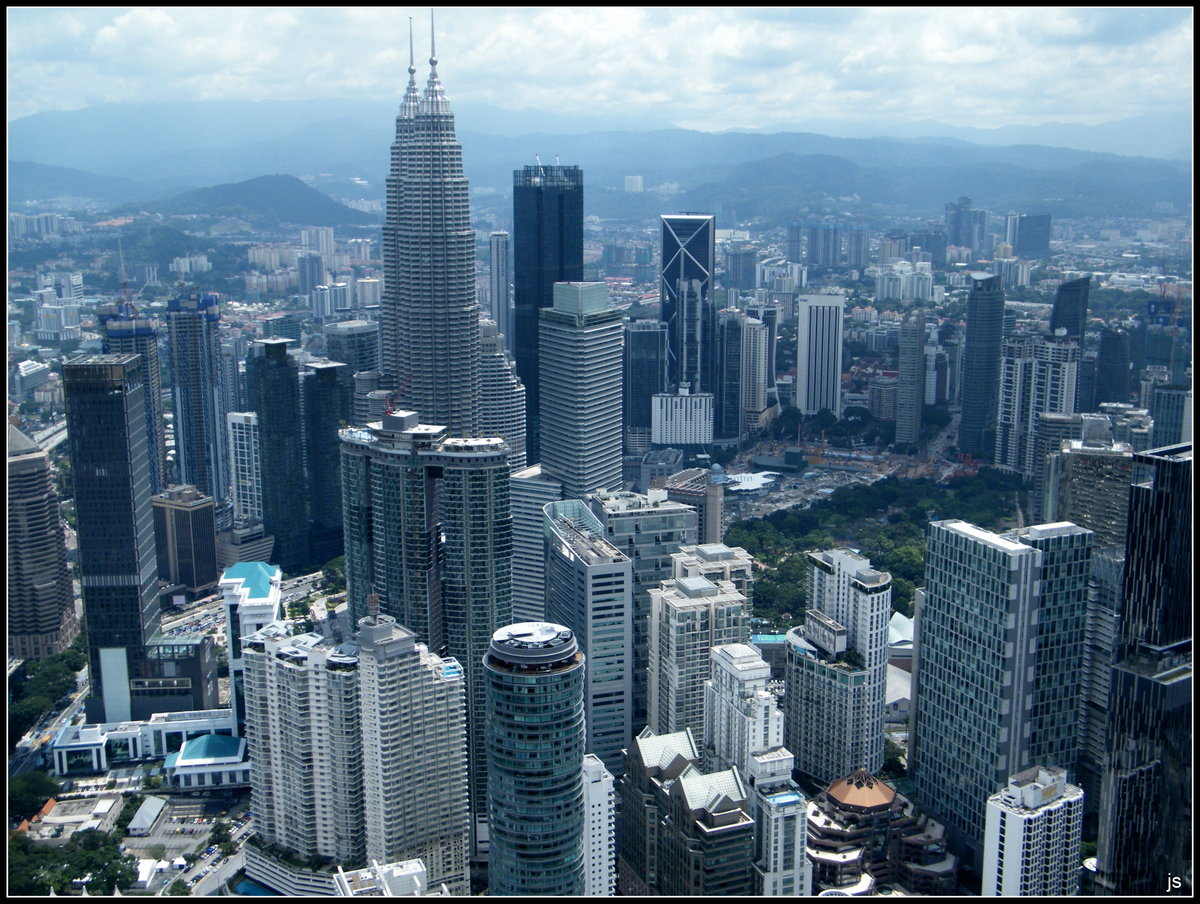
left=485, top=622, right=585, bottom=896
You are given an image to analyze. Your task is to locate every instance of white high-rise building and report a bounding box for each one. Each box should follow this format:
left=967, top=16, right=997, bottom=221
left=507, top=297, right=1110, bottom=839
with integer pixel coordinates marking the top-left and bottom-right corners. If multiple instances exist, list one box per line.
left=219, top=561, right=281, bottom=728
left=795, top=294, right=845, bottom=416
left=671, top=543, right=755, bottom=608
left=539, top=282, right=624, bottom=498
left=741, top=315, right=773, bottom=435
left=982, top=765, right=1083, bottom=896
left=357, top=610, right=470, bottom=895
left=227, top=412, right=262, bottom=522
left=544, top=500, right=634, bottom=773
left=509, top=464, right=563, bottom=622
left=301, top=226, right=335, bottom=255
left=995, top=333, right=1080, bottom=478
left=648, top=576, right=749, bottom=738
left=479, top=321, right=526, bottom=473
left=784, top=548, right=890, bottom=784
left=582, top=754, right=617, bottom=896
left=651, top=387, right=714, bottom=446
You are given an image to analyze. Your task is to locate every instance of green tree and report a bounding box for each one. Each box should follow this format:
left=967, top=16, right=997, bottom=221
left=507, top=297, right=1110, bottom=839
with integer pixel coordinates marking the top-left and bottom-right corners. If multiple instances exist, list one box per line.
left=322, top=555, right=346, bottom=594
left=9, top=771, right=62, bottom=821
left=166, top=878, right=191, bottom=895
left=209, top=819, right=232, bottom=845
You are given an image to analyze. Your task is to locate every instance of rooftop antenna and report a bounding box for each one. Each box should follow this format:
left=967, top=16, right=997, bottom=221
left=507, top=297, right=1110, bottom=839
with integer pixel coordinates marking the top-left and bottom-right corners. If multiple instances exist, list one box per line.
left=367, top=588, right=381, bottom=621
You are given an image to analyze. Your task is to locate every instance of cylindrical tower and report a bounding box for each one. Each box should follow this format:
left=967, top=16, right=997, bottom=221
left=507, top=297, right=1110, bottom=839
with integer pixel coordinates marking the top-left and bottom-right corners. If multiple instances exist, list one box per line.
left=485, top=622, right=585, bottom=896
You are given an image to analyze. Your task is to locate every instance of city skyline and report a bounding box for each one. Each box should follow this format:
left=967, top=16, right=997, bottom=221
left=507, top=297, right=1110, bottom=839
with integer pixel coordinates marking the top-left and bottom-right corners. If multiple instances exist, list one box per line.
left=6, top=9, right=1192, bottom=148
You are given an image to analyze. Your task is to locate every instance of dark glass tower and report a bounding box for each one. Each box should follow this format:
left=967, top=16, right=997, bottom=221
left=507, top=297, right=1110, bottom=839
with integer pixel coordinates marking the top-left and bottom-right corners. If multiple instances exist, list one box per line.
left=247, top=339, right=308, bottom=574
left=623, top=321, right=668, bottom=452
left=661, top=214, right=716, bottom=394
left=98, top=300, right=169, bottom=494
left=957, top=273, right=1005, bottom=458
left=1094, top=327, right=1131, bottom=406
left=1050, top=276, right=1090, bottom=341
left=513, top=163, right=584, bottom=462
left=63, top=354, right=161, bottom=723
left=302, top=359, right=349, bottom=567
left=382, top=31, right=480, bottom=435
left=166, top=290, right=226, bottom=502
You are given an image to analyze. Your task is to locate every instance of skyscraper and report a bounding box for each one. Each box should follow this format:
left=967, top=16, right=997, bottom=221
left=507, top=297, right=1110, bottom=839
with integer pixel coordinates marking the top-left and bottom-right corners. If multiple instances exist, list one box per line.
left=581, top=754, right=617, bottom=896
left=226, top=412, right=263, bottom=523
left=489, top=230, right=512, bottom=339
left=539, top=282, right=624, bottom=498
left=478, top=321, right=527, bottom=473
left=957, top=273, right=1005, bottom=458
left=509, top=464, right=563, bottom=622
left=302, top=359, right=349, bottom=566
left=661, top=214, right=716, bottom=394
left=167, top=290, right=227, bottom=503
left=1092, top=327, right=1131, bottom=407
left=896, top=309, right=925, bottom=446
left=911, top=519, right=1092, bottom=869
left=806, top=223, right=843, bottom=269
left=324, top=318, right=380, bottom=379
left=795, top=294, right=845, bottom=416
left=8, top=425, right=79, bottom=660
left=982, top=766, right=1083, bottom=896
left=485, top=622, right=586, bottom=896
left=624, top=320, right=669, bottom=454
left=247, top=339, right=308, bottom=574
left=98, top=300, right=169, bottom=494
left=63, top=355, right=160, bottom=723
left=994, top=333, right=1080, bottom=477
left=1050, top=276, right=1090, bottom=341
left=382, top=29, right=480, bottom=435
left=151, top=485, right=218, bottom=596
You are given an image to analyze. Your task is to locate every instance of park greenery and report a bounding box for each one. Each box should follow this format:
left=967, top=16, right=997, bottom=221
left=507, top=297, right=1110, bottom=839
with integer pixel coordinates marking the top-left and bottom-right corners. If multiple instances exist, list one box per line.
left=8, top=829, right=137, bottom=895
left=8, top=632, right=87, bottom=747
left=8, top=771, right=62, bottom=823
left=726, top=469, right=1023, bottom=631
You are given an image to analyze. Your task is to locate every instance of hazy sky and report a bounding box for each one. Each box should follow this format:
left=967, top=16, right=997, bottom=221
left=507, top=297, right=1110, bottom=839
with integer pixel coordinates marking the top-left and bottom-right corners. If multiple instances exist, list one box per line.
left=7, top=7, right=1194, bottom=130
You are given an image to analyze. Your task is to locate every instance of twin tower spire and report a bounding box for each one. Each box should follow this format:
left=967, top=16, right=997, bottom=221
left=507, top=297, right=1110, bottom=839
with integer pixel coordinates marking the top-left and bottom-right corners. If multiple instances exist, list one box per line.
left=402, top=13, right=448, bottom=118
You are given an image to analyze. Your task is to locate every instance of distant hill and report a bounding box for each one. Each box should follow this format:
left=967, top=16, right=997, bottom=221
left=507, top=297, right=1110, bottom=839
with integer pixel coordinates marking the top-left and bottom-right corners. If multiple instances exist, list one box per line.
left=116, top=174, right=377, bottom=227
left=9, top=160, right=151, bottom=205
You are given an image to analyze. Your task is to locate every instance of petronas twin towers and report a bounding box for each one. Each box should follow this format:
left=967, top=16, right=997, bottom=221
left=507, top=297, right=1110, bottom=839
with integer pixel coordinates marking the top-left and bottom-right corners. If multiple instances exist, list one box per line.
left=381, top=24, right=480, bottom=434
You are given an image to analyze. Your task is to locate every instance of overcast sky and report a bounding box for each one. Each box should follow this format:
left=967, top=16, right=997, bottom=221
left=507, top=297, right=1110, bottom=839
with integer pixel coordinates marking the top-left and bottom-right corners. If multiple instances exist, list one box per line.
left=7, top=7, right=1194, bottom=131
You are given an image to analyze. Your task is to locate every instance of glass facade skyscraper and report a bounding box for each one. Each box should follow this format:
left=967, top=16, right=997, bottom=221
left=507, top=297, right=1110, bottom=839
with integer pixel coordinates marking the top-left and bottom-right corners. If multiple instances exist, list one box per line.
left=957, top=273, right=1005, bottom=458
left=167, top=290, right=227, bottom=503
left=661, top=214, right=716, bottom=395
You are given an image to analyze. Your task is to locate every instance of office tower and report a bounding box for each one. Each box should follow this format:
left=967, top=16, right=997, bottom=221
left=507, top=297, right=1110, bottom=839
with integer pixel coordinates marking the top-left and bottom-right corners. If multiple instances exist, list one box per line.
left=247, top=339, right=308, bottom=574
left=489, top=230, right=513, bottom=340
left=219, top=561, right=282, bottom=729
left=8, top=425, right=79, bottom=660
left=740, top=315, right=772, bottom=436
left=509, top=464, right=563, bottom=622
left=660, top=214, right=716, bottom=394
left=651, top=387, right=715, bottom=445
left=845, top=226, right=870, bottom=269
left=382, top=40, right=480, bottom=435
left=724, top=245, right=758, bottom=292
left=485, top=622, right=586, bottom=896
left=786, top=222, right=804, bottom=264
left=982, top=766, right=1083, bottom=896
left=658, top=468, right=724, bottom=544
left=714, top=309, right=742, bottom=441
left=995, top=333, right=1080, bottom=478
left=325, top=319, right=380, bottom=377
left=648, top=576, right=750, bottom=737
left=704, top=644, right=812, bottom=895
left=1149, top=383, right=1191, bottom=447
left=784, top=549, right=890, bottom=783
left=219, top=338, right=246, bottom=421
left=479, top=321, right=527, bottom=473
left=624, top=320, right=669, bottom=453
left=539, top=282, right=623, bottom=498
left=1045, top=439, right=1133, bottom=546
left=512, top=164, right=584, bottom=462
left=97, top=300, right=168, bottom=494
left=587, top=490, right=699, bottom=731
left=151, top=485, right=218, bottom=595
left=63, top=354, right=160, bottom=722
left=340, top=411, right=510, bottom=849
left=1029, top=412, right=1084, bottom=521
left=806, top=223, right=843, bottom=269
left=167, top=290, right=227, bottom=502
left=945, top=196, right=989, bottom=255
left=581, top=754, right=617, bottom=897
left=357, top=607, right=470, bottom=895
left=1007, top=213, right=1052, bottom=258
left=618, top=726, right=755, bottom=896
left=911, top=520, right=1092, bottom=869
left=296, top=251, right=325, bottom=299
left=242, top=624, right=365, bottom=874
left=227, top=412, right=263, bottom=523
left=896, top=309, right=925, bottom=446
left=1093, top=327, right=1131, bottom=406
left=1075, top=547, right=1124, bottom=812
left=1050, top=275, right=1090, bottom=341
left=544, top=500, right=634, bottom=773
left=957, top=273, right=1005, bottom=458
left=794, top=294, right=845, bottom=416
left=302, top=360, right=349, bottom=566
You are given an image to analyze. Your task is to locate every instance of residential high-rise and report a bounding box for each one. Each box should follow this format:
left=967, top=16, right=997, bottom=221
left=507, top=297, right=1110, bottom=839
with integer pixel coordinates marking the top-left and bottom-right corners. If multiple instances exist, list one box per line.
left=896, top=309, right=925, bottom=446
left=957, top=273, right=1005, bottom=458
left=324, top=319, right=380, bottom=380
left=226, top=412, right=263, bottom=523
left=167, top=290, right=227, bottom=502
left=544, top=500, right=634, bottom=773
left=660, top=214, right=716, bottom=394
left=911, top=520, right=1092, bottom=869
left=485, top=622, right=586, bottom=896
left=982, top=766, right=1083, bottom=896
left=648, top=576, right=750, bottom=738
left=658, top=468, right=724, bottom=545
left=219, top=561, right=281, bottom=729
left=1029, top=412, right=1085, bottom=522
left=945, top=196, right=989, bottom=255
left=8, top=425, right=80, bottom=660
left=581, top=754, right=617, bottom=896
left=97, top=300, right=169, bottom=494
left=247, top=339, right=308, bottom=574
left=357, top=608, right=470, bottom=895
left=1044, top=439, right=1133, bottom=547
left=795, top=294, right=845, bottom=416
left=479, top=321, right=526, bottom=473
left=784, top=548, right=890, bottom=783
left=1050, top=276, right=1090, bottom=341
left=297, top=251, right=325, bottom=298
left=806, top=223, right=843, bottom=269
left=513, top=164, right=584, bottom=462
left=994, top=333, right=1080, bottom=477
left=489, top=230, right=513, bottom=340
left=151, top=485, right=218, bottom=596
left=624, top=320, right=669, bottom=454
left=340, top=411, right=510, bottom=849
left=539, top=282, right=623, bottom=498
left=845, top=226, right=870, bottom=270
left=302, top=359, right=349, bottom=566
left=382, top=35, right=480, bottom=435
